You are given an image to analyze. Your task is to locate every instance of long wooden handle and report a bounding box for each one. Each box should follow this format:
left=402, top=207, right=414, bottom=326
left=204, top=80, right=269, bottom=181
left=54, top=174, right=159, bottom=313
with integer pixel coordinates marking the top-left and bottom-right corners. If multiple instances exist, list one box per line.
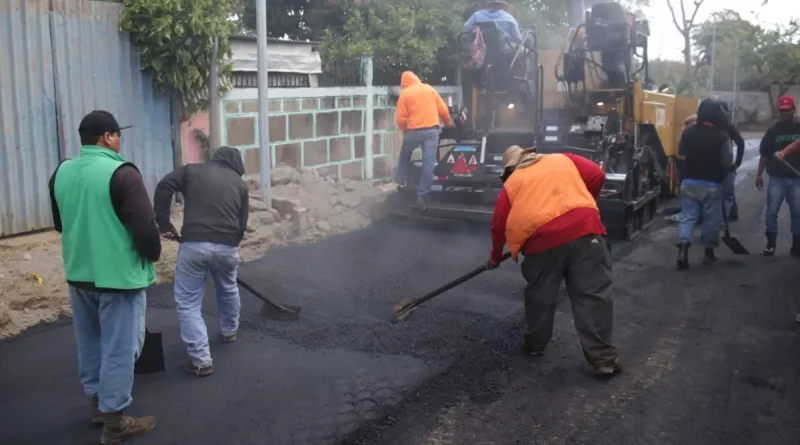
left=777, top=157, right=800, bottom=178
left=400, top=252, right=512, bottom=311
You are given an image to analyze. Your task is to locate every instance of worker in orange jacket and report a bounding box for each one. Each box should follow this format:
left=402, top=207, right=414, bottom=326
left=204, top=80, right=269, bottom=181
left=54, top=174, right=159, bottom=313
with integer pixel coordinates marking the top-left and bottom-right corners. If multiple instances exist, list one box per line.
left=487, top=145, right=620, bottom=377
left=394, top=71, right=453, bottom=205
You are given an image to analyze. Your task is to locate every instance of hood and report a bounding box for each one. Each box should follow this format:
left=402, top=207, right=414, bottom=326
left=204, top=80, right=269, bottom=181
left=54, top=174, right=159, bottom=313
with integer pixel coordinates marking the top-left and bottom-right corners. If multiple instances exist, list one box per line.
left=696, top=99, right=728, bottom=128
left=502, top=145, right=546, bottom=170
left=211, top=146, right=245, bottom=176
left=400, top=71, right=421, bottom=89
left=481, top=9, right=508, bottom=19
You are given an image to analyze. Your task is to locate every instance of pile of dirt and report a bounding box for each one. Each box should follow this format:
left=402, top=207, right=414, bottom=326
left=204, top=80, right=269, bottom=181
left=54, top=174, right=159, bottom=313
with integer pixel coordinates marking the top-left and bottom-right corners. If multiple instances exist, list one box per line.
left=0, top=164, right=393, bottom=338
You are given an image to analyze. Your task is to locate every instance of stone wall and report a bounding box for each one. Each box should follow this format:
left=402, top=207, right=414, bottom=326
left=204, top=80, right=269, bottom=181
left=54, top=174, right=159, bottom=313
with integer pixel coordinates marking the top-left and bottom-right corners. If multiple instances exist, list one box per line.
left=221, top=86, right=462, bottom=181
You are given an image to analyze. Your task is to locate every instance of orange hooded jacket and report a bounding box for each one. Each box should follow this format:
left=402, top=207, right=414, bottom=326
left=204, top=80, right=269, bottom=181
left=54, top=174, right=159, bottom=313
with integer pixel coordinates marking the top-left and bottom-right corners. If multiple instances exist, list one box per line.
left=395, top=71, right=452, bottom=133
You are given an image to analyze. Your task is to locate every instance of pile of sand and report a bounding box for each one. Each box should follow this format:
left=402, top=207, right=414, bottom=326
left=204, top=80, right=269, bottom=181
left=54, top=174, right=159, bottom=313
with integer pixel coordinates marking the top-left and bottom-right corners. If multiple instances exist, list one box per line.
left=0, top=164, right=392, bottom=338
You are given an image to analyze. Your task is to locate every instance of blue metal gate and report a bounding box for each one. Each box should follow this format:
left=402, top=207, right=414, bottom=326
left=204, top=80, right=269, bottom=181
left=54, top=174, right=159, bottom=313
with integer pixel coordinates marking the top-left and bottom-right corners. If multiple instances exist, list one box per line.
left=0, top=0, right=175, bottom=236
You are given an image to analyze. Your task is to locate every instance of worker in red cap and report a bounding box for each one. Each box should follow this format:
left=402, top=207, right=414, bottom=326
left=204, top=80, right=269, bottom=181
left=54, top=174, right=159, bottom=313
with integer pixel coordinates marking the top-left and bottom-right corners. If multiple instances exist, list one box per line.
left=756, top=95, right=800, bottom=256
left=486, top=145, right=620, bottom=377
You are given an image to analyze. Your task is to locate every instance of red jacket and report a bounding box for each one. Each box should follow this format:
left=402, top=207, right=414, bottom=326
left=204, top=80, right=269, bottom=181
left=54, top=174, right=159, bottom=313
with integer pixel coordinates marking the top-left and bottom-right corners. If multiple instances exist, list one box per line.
left=490, top=153, right=607, bottom=262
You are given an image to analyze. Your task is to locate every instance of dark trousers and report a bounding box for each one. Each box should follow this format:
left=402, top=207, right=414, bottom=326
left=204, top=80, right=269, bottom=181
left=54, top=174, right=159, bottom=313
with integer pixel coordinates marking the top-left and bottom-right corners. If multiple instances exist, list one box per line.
left=521, top=235, right=618, bottom=368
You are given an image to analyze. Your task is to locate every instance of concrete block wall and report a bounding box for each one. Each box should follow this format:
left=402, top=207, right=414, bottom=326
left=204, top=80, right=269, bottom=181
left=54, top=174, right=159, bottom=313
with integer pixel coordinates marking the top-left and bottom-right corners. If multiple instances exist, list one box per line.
left=220, top=86, right=462, bottom=181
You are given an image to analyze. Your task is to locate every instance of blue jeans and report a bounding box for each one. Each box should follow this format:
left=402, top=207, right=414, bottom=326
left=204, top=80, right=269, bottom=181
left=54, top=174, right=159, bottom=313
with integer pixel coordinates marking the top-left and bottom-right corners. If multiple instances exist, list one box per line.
left=678, top=182, right=723, bottom=248
left=765, top=176, right=800, bottom=235
left=70, top=286, right=146, bottom=413
left=722, top=171, right=736, bottom=218
left=174, top=242, right=241, bottom=367
left=394, top=128, right=440, bottom=201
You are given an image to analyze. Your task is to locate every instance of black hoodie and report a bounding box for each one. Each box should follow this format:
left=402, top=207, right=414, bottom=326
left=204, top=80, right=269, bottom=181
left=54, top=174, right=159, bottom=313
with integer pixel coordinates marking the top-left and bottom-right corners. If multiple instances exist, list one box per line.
left=154, top=146, right=249, bottom=247
left=678, top=99, right=733, bottom=184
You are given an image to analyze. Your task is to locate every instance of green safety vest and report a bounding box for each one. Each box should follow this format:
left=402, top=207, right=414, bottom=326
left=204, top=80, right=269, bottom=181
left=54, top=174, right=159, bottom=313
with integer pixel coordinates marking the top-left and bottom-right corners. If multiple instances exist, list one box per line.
left=54, top=145, right=156, bottom=289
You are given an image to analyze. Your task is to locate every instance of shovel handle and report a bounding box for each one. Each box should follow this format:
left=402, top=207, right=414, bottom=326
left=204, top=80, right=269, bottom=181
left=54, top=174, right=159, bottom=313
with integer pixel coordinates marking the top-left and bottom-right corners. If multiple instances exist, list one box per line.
left=401, top=252, right=512, bottom=311
left=777, top=157, right=800, bottom=178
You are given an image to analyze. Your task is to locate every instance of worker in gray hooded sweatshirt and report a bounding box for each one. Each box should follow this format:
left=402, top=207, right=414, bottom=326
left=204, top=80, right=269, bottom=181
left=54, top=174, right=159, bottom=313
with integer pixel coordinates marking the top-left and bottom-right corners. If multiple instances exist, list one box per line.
left=154, top=146, right=249, bottom=377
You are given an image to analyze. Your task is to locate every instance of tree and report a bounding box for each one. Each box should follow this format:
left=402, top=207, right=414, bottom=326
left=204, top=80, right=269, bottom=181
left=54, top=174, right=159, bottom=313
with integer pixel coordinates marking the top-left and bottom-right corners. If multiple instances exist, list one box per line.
left=692, top=13, right=800, bottom=112
left=319, top=0, right=459, bottom=85
left=692, top=10, right=763, bottom=91
left=119, top=0, right=236, bottom=116
left=666, top=0, right=706, bottom=74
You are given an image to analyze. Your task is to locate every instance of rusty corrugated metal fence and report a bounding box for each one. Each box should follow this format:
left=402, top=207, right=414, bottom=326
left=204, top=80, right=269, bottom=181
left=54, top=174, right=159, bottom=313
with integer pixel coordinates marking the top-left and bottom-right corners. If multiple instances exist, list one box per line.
left=0, top=0, right=175, bottom=236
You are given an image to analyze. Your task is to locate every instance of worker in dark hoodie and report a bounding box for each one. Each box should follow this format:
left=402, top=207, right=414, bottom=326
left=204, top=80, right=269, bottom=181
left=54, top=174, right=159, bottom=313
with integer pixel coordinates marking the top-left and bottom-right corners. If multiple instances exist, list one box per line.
left=675, top=99, right=733, bottom=269
left=153, top=146, right=249, bottom=377
left=716, top=99, right=746, bottom=222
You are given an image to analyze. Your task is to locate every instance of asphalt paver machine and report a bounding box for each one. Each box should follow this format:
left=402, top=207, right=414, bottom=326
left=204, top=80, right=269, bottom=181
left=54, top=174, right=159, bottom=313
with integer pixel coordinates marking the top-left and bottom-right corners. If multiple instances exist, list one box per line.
left=398, top=1, right=696, bottom=239
left=398, top=20, right=545, bottom=221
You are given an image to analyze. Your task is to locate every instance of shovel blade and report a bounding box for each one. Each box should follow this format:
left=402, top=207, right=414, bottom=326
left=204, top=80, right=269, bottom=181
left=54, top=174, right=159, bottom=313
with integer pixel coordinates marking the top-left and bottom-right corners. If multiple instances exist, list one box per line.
left=135, top=329, right=165, bottom=375
left=723, top=236, right=750, bottom=255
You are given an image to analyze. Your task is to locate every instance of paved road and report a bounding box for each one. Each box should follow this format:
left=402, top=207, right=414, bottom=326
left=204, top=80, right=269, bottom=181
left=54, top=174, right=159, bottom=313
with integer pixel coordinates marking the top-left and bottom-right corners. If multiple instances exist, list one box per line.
left=2, top=137, right=799, bottom=445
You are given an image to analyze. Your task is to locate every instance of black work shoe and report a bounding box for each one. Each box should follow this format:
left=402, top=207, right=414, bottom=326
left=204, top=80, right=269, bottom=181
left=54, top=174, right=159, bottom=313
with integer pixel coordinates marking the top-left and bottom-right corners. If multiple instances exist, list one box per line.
left=522, top=346, right=545, bottom=357
left=764, top=233, right=777, bottom=257
left=594, top=359, right=622, bottom=378
left=676, top=244, right=689, bottom=269
left=791, top=235, right=800, bottom=258
left=702, top=248, right=717, bottom=265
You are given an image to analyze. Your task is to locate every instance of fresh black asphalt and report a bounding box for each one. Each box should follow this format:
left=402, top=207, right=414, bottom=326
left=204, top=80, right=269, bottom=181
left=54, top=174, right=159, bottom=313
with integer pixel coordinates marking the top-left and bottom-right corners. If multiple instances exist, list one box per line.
left=1, top=138, right=799, bottom=445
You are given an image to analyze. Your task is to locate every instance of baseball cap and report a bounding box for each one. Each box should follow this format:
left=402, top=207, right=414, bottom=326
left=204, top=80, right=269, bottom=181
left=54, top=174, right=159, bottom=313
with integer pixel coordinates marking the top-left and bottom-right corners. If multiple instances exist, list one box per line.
left=777, top=95, right=795, bottom=111
left=78, top=110, right=132, bottom=139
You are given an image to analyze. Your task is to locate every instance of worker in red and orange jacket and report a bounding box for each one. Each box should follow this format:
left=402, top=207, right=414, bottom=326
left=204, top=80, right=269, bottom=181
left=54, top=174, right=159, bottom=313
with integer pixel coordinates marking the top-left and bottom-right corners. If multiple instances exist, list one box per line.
left=486, top=145, right=620, bottom=377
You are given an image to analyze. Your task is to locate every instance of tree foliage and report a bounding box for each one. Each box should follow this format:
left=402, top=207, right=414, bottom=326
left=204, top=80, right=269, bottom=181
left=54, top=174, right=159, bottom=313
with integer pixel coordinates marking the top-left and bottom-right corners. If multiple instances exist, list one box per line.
left=318, top=0, right=460, bottom=84
left=692, top=11, right=800, bottom=105
left=119, top=0, right=236, bottom=115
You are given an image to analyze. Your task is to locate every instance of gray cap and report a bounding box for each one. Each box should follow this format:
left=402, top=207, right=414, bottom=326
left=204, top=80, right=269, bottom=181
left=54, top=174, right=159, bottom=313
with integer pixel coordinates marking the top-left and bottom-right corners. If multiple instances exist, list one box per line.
left=487, top=0, right=509, bottom=6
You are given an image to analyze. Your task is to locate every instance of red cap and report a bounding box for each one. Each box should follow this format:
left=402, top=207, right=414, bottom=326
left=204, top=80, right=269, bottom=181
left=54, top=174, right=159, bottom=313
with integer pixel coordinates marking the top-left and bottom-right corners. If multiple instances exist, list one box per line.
left=777, top=95, right=795, bottom=111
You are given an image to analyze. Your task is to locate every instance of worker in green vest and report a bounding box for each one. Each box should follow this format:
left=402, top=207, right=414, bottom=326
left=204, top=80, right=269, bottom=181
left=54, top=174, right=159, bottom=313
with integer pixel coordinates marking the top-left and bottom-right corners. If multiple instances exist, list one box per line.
left=48, top=110, right=162, bottom=444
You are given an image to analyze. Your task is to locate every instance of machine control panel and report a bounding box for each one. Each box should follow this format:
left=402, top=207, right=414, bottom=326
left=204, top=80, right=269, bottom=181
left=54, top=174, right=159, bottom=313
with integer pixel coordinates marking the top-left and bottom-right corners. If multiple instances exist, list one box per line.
left=585, top=115, right=610, bottom=132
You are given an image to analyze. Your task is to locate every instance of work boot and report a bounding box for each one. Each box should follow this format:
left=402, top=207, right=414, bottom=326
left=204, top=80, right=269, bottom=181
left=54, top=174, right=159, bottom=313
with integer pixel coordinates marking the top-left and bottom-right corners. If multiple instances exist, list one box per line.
left=91, top=395, right=103, bottom=426
left=594, top=358, right=622, bottom=378
left=523, top=335, right=546, bottom=356
left=676, top=244, right=689, bottom=270
left=763, top=233, right=777, bottom=257
left=702, top=248, right=716, bottom=265
left=221, top=329, right=238, bottom=343
left=791, top=235, right=800, bottom=258
left=184, top=359, right=214, bottom=377
left=100, top=411, right=157, bottom=444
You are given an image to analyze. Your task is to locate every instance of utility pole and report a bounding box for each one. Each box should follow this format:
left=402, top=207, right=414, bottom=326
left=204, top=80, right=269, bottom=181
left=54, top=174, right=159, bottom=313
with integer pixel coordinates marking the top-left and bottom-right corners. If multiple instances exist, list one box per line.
left=732, top=37, right=740, bottom=124
left=256, top=0, right=271, bottom=203
left=208, top=37, right=221, bottom=152
left=708, top=18, right=717, bottom=96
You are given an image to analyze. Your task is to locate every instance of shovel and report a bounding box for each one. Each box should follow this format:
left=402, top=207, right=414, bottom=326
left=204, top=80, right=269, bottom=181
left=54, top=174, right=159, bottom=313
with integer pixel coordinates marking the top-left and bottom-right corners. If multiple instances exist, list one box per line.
left=721, top=204, right=749, bottom=255
left=135, top=328, right=166, bottom=375
left=170, top=235, right=301, bottom=321
left=391, top=252, right=512, bottom=322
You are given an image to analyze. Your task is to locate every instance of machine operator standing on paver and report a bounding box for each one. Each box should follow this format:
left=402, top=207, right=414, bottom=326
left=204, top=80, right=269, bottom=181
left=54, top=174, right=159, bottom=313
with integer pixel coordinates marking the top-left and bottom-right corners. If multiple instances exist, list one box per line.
left=394, top=71, right=454, bottom=205
left=486, top=145, right=621, bottom=377
left=49, top=110, right=160, bottom=444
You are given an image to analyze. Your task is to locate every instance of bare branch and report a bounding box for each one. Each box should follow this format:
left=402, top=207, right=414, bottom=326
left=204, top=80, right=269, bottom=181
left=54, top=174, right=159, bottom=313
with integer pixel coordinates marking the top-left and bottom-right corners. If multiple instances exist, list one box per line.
left=666, top=0, right=684, bottom=32
left=687, top=0, right=706, bottom=28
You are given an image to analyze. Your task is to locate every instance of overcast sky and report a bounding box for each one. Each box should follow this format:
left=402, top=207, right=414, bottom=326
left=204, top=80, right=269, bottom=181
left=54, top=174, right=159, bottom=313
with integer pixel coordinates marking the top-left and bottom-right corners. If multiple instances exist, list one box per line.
left=645, top=0, right=796, bottom=60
